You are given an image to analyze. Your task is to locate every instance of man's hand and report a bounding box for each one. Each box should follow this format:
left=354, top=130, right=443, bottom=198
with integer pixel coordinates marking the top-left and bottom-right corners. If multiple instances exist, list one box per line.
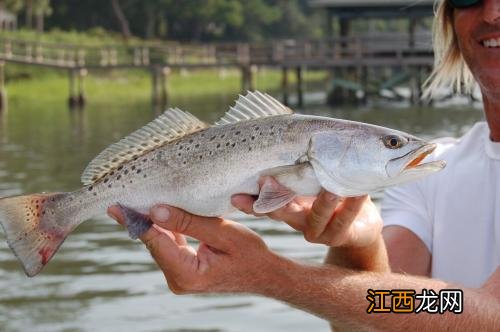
left=107, top=204, right=281, bottom=294
left=232, top=176, right=382, bottom=248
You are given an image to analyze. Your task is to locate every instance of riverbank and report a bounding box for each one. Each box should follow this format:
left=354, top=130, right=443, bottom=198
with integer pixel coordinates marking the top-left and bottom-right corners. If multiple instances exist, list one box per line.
left=5, top=67, right=326, bottom=108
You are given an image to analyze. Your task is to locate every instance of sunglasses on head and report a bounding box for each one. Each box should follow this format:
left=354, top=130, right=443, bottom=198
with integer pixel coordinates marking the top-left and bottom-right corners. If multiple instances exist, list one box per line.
left=449, top=0, right=482, bottom=8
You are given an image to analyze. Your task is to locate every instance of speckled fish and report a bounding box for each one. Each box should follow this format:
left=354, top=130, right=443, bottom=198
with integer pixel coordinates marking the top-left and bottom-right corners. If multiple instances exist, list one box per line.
left=0, top=91, right=445, bottom=276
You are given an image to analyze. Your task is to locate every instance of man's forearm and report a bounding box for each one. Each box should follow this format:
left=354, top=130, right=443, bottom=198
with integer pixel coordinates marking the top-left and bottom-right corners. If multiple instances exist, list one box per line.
left=257, top=257, right=500, bottom=331
left=325, top=234, right=390, bottom=272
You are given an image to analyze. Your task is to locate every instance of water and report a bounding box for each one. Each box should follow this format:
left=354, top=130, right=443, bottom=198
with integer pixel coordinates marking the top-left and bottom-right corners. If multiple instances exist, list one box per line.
left=0, top=94, right=484, bottom=332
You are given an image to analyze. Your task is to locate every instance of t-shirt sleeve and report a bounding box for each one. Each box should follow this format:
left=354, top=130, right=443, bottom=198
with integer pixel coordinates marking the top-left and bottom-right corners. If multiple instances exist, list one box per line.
left=381, top=181, right=433, bottom=253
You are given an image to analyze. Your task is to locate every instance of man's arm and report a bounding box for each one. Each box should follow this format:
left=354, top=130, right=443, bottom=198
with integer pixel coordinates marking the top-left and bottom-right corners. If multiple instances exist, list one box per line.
left=262, top=259, right=499, bottom=331
left=108, top=204, right=500, bottom=332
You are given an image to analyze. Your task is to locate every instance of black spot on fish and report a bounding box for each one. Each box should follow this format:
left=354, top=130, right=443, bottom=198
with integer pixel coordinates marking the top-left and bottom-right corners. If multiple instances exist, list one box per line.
left=210, top=136, right=216, bottom=141
left=179, top=146, right=183, bottom=150
left=226, top=142, right=230, bottom=147
left=217, top=143, right=221, bottom=148
left=137, top=169, right=141, bottom=174
left=195, top=144, right=200, bottom=148
left=117, top=175, right=121, bottom=180
left=248, top=147, right=252, bottom=151
left=220, top=134, right=225, bottom=138
left=242, top=138, right=247, bottom=142
left=189, top=139, right=193, bottom=143
left=251, top=136, right=255, bottom=140
left=178, top=152, right=181, bottom=156
left=235, top=131, right=241, bottom=135
left=108, top=184, right=112, bottom=188
left=231, top=143, right=236, bottom=147
left=131, top=166, right=136, bottom=170
left=118, top=166, right=123, bottom=171
left=124, top=170, right=129, bottom=175
left=199, top=155, right=202, bottom=160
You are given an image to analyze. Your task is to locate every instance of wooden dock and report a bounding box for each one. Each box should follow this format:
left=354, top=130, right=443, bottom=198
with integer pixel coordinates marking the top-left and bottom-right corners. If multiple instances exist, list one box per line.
left=0, top=33, right=434, bottom=109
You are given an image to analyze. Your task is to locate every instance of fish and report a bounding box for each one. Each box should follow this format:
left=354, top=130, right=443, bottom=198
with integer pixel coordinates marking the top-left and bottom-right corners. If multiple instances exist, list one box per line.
left=0, top=91, right=445, bottom=277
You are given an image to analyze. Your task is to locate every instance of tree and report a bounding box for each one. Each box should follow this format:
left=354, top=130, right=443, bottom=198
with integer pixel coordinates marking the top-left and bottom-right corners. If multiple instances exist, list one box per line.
left=110, top=0, right=131, bottom=39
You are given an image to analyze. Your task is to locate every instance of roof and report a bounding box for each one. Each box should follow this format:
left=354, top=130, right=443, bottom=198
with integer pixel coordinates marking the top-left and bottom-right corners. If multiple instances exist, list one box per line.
left=309, top=0, right=435, bottom=8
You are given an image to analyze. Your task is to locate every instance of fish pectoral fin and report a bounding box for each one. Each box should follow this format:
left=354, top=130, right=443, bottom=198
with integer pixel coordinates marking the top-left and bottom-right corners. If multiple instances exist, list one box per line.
left=116, top=204, right=153, bottom=240
left=253, top=176, right=296, bottom=214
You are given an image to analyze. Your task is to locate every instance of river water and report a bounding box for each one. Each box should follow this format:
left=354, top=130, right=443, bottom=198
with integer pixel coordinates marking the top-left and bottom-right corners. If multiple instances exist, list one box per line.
left=0, top=93, right=484, bottom=332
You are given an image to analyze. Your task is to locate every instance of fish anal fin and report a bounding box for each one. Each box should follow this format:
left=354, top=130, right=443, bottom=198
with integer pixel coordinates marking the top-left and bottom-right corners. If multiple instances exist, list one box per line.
left=253, top=176, right=297, bottom=214
left=81, top=108, right=208, bottom=185
left=116, top=204, right=152, bottom=240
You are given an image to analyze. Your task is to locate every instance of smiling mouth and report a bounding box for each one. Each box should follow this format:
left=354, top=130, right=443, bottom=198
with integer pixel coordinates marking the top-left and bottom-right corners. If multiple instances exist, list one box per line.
left=481, top=38, right=500, bottom=48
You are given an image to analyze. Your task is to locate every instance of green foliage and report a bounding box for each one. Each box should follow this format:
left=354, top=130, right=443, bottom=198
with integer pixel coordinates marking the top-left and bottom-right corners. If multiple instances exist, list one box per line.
left=40, top=0, right=323, bottom=42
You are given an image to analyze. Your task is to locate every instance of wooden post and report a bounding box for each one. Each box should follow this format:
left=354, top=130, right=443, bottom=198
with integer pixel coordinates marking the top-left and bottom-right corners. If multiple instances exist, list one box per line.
left=409, top=17, right=418, bottom=49
left=151, top=67, right=159, bottom=106
left=282, top=67, right=289, bottom=106
left=68, top=69, right=78, bottom=108
left=0, top=61, right=6, bottom=112
left=296, top=66, right=304, bottom=108
left=360, top=65, right=368, bottom=105
left=409, top=67, right=421, bottom=105
left=241, top=65, right=254, bottom=92
left=160, top=66, right=170, bottom=108
left=77, top=68, right=87, bottom=107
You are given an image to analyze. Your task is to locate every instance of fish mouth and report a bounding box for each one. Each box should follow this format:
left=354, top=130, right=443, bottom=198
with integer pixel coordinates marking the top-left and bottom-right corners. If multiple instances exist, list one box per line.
left=386, top=143, right=446, bottom=177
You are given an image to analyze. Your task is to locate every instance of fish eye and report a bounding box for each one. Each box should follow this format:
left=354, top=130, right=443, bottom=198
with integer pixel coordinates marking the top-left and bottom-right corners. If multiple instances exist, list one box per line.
left=383, top=135, right=405, bottom=149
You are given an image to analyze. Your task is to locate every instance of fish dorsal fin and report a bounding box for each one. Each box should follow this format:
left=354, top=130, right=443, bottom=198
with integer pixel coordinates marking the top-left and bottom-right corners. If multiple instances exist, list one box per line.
left=215, top=91, right=292, bottom=126
left=81, top=108, right=208, bottom=185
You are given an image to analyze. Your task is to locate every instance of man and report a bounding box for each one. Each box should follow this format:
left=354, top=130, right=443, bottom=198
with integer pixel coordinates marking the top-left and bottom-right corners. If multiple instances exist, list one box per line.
left=108, top=0, right=499, bottom=329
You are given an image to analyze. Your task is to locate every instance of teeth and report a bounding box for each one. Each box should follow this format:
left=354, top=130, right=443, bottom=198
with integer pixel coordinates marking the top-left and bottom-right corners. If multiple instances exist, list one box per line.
left=482, top=38, right=500, bottom=48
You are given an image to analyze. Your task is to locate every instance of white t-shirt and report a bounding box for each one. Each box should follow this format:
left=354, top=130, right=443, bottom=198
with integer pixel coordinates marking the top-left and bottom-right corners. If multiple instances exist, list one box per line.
left=381, top=122, right=500, bottom=288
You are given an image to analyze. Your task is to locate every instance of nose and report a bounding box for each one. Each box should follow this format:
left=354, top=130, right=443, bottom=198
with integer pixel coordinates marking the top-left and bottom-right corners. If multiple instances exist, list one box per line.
left=482, top=0, right=500, bottom=24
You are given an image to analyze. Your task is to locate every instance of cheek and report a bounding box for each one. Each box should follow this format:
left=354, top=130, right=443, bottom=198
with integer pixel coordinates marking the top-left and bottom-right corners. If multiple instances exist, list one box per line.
left=453, top=11, right=475, bottom=61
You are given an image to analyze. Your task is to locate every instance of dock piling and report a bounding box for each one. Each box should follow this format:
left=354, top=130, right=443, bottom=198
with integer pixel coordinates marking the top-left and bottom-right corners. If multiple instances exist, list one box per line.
left=0, top=61, right=6, bottom=112
left=296, top=66, right=304, bottom=108
left=281, top=67, right=289, bottom=106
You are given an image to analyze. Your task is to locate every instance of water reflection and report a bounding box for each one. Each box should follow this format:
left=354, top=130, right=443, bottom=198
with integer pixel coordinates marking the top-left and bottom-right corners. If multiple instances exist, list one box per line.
left=0, top=93, right=484, bottom=331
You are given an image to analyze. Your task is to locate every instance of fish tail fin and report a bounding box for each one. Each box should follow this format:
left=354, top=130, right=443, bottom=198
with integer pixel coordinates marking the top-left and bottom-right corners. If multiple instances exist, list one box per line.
left=0, top=192, right=77, bottom=277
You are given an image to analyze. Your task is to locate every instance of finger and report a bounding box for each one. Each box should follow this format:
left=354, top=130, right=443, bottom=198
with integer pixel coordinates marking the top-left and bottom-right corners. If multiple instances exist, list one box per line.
left=108, top=205, right=194, bottom=274
left=231, top=194, right=261, bottom=216
left=304, top=190, right=340, bottom=241
left=149, top=204, right=233, bottom=251
left=107, top=205, right=125, bottom=226
left=318, top=195, right=367, bottom=245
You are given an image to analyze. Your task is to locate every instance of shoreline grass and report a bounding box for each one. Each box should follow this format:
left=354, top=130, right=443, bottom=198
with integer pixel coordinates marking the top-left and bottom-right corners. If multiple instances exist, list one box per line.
left=5, top=66, right=327, bottom=108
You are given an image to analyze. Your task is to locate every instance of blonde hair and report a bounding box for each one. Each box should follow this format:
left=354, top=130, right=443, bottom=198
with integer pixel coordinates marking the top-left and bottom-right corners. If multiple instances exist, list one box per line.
left=423, top=0, right=476, bottom=98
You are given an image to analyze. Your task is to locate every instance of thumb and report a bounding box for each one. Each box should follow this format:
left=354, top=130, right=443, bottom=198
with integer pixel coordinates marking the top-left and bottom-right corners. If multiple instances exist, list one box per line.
left=150, top=205, right=232, bottom=251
